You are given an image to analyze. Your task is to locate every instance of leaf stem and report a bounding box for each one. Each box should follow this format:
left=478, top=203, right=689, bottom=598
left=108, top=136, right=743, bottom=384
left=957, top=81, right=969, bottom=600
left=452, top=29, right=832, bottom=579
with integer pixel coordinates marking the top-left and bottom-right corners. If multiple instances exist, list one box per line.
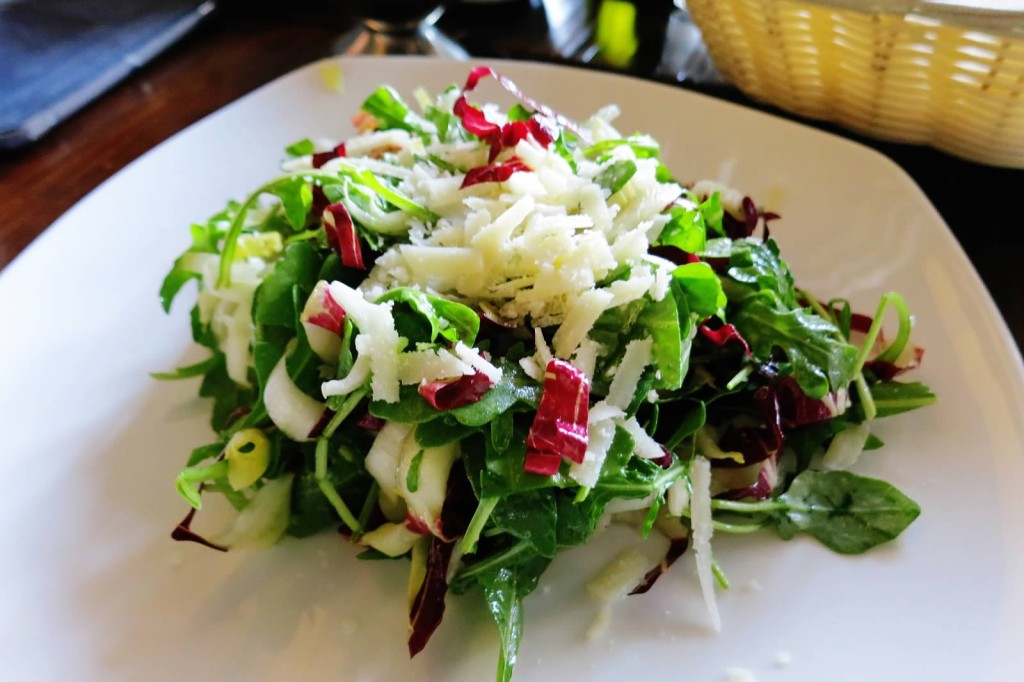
left=354, top=168, right=440, bottom=221
left=179, top=460, right=229, bottom=483
left=456, top=541, right=530, bottom=582
left=323, top=385, right=370, bottom=438
left=855, top=372, right=877, bottom=421
left=853, top=292, right=911, bottom=373
left=284, top=228, right=321, bottom=244
left=711, top=560, right=730, bottom=589
left=710, top=498, right=787, bottom=513
left=594, top=462, right=687, bottom=498
left=315, top=437, right=362, bottom=534
left=216, top=171, right=345, bottom=288
left=353, top=482, right=380, bottom=541
left=711, top=519, right=770, bottom=534
left=461, top=496, right=499, bottom=555
left=150, top=355, right=218, bottom=381
left=202, top=481, right=250, bottom=511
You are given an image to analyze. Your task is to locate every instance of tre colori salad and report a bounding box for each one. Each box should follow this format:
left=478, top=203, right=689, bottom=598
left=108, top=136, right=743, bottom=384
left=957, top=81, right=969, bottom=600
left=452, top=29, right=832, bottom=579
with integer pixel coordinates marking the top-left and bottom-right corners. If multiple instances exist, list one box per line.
left=158, top=66, right=936, bottom=681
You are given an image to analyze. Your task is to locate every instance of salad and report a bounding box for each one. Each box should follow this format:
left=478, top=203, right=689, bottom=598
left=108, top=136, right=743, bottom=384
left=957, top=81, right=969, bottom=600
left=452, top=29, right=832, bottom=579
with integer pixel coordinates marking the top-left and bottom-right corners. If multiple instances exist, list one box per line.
left=158, top=66, right=936, bottom=680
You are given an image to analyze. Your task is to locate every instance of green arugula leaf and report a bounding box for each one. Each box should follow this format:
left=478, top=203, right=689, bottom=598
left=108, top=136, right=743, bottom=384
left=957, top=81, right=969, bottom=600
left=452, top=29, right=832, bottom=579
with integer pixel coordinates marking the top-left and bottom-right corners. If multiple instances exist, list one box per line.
left=581, top=137, right=660, bottom=161
left=717, top=237, right=797, bottom=308
left=477, top=561, right=548, bottom=682
left=592, top=426, right=686, bottom=502
left=673, top=262, right=726, bottom=318
left=449, top=360, right=541, bottom=427
left=639, top=285, right=689, bottom=390
left=198, top=354, right=256, bottom=432
left=376, top=288, right=480, bottom=345
left=786, top=420, right=839, bottom=474
left=159, top=217, right=229, bottom=312
left=288, top=440, right=371, bottom=538
left=663, top=399, right=706, bottom=451
left=186, top=441, right=225, bottom=467
left=190, top=305, right=217, bottom=350
left=590, top=298, right=649, bottom=388
left=215, top=171, right=349, bottom=288
left=416, top=417, right=478, bottom=447
left=554, top=491, right=605, bottom=548
left=370, top=385, right=444, bottom=424
left=233, top=340, right=287, bottom=433
left=491, top=410, right=515, bottom=452
left=360, top=85, right=433, bottom=138
left=774, top=470, right=921, bottom=554
left=424, top=109, right=457, bottom=144
left=453, top=541, right=550, bottom=597
left=733, top=297, right=858, bottom=398
left=285, top=138, right=315, bottom=157
left=405, top=450, right=424, bottom=493
left=354, top=168, right=439, bottom=222
left=150, top=355, right=218, bottom=381
left=697, top=191, right=724, bottom=236
left=657, top=204, right=707, bottom=254
left=482, top=569, right=524, bottom=682
left=270, top=178, right=314, bottom=231
left=252, top=241, right=321, bottom=328
left=506, top=103, right=534, bottom=122
left=855, top=381, right=937, bottom=419
left=159, top=265, right=199, bottom=313
left=462, top=425, right=568, bottom=498
left=552, top=130, right=578, bottom=172
left=489, top=491, right=558, bottom=558
left=594, top=159, right=637, bottom=194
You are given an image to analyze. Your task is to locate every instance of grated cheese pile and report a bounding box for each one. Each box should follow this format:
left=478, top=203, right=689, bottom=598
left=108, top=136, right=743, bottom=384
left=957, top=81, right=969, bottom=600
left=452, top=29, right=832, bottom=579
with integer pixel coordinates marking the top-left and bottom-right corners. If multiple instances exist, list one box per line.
left=294, top=106, right=684, bottom=364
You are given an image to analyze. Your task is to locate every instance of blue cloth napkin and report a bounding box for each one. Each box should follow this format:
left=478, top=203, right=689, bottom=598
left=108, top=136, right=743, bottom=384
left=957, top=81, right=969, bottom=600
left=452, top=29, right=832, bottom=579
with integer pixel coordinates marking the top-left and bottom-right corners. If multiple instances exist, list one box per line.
left=0, top=0, right=214, bottom=149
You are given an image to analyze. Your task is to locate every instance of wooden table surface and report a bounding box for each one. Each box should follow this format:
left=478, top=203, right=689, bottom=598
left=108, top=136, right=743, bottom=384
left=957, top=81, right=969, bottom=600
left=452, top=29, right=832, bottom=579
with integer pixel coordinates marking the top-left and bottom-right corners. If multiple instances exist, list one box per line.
left=1, top=1, right=1022, bottom=354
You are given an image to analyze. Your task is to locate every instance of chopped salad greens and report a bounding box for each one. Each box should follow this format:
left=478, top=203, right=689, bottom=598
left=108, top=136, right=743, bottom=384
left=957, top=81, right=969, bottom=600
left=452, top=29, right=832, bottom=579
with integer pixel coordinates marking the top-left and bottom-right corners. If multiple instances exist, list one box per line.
left=158, top=66, right=935, bottom=680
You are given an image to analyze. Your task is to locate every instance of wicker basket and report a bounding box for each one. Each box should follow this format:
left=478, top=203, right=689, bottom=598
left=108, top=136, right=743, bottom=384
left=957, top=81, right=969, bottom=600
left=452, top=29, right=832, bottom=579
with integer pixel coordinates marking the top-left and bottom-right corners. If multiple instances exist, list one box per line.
left=685, top=0, right=1024, bottom=167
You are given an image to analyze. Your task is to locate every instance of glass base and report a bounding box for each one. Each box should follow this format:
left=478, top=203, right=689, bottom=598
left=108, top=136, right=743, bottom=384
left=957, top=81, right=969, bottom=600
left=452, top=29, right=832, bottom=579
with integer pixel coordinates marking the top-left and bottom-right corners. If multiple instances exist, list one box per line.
left=333, top=22, right=469, bottom=59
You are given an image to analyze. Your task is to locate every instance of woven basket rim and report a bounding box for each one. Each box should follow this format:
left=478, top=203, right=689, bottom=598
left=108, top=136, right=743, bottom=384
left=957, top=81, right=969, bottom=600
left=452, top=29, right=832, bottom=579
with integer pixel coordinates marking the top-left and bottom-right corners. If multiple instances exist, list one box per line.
left=780, top=0, right=1024, bottom=38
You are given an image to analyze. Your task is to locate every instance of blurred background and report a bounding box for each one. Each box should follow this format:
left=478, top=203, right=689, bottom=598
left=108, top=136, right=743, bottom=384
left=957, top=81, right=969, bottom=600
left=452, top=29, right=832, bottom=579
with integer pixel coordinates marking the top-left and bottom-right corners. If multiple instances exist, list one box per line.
left=0, top=0, right=722, bottom=151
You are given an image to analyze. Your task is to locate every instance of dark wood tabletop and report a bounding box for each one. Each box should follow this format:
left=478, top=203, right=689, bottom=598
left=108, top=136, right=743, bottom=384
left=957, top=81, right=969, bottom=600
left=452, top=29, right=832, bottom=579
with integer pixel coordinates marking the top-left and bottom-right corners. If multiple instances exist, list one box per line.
left=1, top=0, right=1021, bottom=354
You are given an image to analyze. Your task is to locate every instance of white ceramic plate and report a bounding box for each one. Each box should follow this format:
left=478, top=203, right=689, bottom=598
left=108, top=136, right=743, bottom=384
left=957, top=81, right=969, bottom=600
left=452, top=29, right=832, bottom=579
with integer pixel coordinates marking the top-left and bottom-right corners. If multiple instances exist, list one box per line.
left=2, top=57, right=1022, bottom=682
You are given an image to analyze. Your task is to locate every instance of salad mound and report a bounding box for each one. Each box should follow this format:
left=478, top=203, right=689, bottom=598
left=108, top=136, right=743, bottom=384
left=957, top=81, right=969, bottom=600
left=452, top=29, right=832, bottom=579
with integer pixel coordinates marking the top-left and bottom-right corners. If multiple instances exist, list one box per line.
left=158, top=66, right=936, bottom=680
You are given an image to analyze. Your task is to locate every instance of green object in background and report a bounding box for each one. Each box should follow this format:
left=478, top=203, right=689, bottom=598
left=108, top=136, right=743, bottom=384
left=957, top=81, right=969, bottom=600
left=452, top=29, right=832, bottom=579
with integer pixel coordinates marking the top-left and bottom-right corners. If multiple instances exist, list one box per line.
left=596, top=0, right=638, bottom=68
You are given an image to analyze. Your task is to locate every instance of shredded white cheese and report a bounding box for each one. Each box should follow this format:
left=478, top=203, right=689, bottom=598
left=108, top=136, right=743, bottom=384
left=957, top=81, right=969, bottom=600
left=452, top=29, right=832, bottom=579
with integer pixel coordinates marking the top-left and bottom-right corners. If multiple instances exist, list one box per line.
left=690, top=455, right=721, bottom=633
left=725, top=668, right=758, bottom=682
left=552, top=289, right=614, bottom=359
left=620, top=416, right=664, bottom=460
left=454, top=342, right=502, bottom=383
left=326, top=282, right=403, bottom=403
left=518, top=356, right=544, bottom=382
left=533, top=327, right=553, bottom=366
left=667, top=478, right=690, bottom=517
left=396, top=348, right=472, bottom=385
left=321, top=352, right=371, bottom=398
left=569, top=401, right=625, bottom=488
left=606, top=338, right=653, bottom=409
left=359, top=126, right=681, bottom=338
